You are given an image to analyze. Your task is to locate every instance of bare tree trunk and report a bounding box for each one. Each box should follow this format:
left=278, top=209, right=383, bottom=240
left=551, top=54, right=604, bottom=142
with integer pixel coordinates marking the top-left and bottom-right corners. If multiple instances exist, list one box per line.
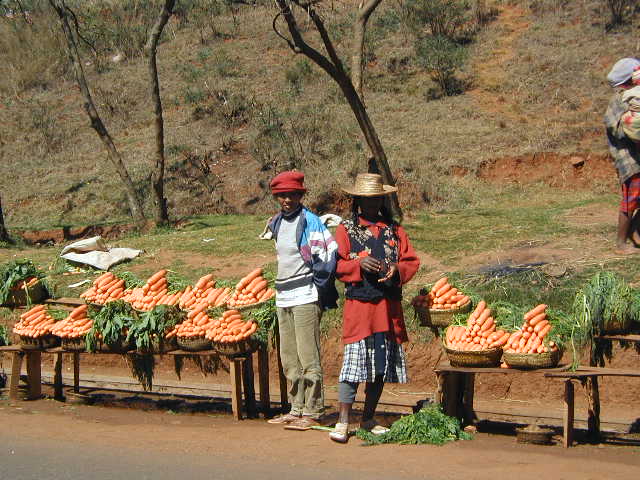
left=0, top=195, right=11, bottom=244
left=144, top=0, right=175, bottom=226
left=273, top=0, right=403, bottom=222
left=49, top=0, right=146, bottom=224
left=351, top=0, right=383, bottom=102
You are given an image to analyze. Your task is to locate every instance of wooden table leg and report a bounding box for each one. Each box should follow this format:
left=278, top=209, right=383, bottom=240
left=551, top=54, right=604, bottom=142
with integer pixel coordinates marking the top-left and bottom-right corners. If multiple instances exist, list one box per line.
left=443, top=372, right=461, bottom=419
left=563, top=379, right=574, bottom=448
left=435, top=371, right=445, bottom=405
left=53, top=352, right=64, bottom=401
left=9, top=352, right=23, bottom=401
left=73, top=353, right=80, bottom=393
left=257, top=344, right=270, bottom=416
left=584, top=376, right=601, bottom=442
left=462, top=373, right=476, bottom=426
left=275, top=334, right=288, bottom=412
left=242, top=354, right=257, bottom=419
left=230, top=358, right=243, bottom=420
left=26, top=351, right=41, bottom=400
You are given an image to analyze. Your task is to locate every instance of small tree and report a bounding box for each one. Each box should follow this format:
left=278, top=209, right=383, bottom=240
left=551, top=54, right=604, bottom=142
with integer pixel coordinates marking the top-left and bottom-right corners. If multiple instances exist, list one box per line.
left=0, top=195, right=11, bottom=244
left=145, top=0, right=176, bottom=226
left=406, top=0, right=470, bottom=39
left=606, top=0, right=634, bottom=28
left=416, top=34, right=466, bottom=96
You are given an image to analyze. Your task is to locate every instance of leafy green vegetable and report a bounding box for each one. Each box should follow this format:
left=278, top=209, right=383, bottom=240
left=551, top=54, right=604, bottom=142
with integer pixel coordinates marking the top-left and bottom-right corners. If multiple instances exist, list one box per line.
left=166, top=271, right=191, bottom=294
left=0, top=325, right=9, bottom=346
left=355, top=404, right=472, bottom=446
left=127, top=305, right=184, bottom=351
left=0, top=259, right=50, bottom=305
left=243, top=297, right=277, bottom=347
left=117, top=271, right=144, bottom=290
left=86, top=300, right=136, bottom=352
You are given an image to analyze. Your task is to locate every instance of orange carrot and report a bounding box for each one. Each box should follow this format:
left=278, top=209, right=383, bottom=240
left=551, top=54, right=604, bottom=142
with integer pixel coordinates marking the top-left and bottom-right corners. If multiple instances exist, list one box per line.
left=524, top=304, right=547, bottom=321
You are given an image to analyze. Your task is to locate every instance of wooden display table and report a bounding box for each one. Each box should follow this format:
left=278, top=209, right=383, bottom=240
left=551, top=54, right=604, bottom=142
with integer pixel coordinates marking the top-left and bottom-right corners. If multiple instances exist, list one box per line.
left=0, top=344, right=285, bottom=421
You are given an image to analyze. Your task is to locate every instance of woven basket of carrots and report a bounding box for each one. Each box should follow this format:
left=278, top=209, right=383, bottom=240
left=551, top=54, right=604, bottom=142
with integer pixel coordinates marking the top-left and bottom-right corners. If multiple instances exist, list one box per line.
left=206, top=309, right=260, bottom=357
left=413, top=277, right=472, bottom=328
left=502, top=304, right=562, bottom=369
left=13, top=304, right=61, bottom=350
left=443, top=300, right=508, bottom=367
left=173, top=304, right=214, bottom=352
left=5, top=279, right=48, bottom=307
left=51, top=305, right=93, bottom=351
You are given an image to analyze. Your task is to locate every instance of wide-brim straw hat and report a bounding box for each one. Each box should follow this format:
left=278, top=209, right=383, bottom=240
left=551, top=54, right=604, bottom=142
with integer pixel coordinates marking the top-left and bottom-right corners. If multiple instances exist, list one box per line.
left=342, top=173, right=398, bottom=197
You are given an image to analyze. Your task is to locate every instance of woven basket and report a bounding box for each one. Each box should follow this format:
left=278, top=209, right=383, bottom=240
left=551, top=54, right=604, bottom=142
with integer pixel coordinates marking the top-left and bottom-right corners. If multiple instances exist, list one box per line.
left=516, top=425, right=554, bottom=445
left=20, top=334, right=60, bottom=350
left=4, top=281, right=48, bottom=307
left=503, top=349, right=563, bottom=369
left=601, top=315, right=632, bottom=335
left=176, top=336, right=212, bottom=352
left=61, top=336, right=87, bottom=352
left=96, top=338, right=134, bottom=354
left=137, top=336, right=178, bottom=354
left=416, top=300, right=472, bottom=328
left=213, top=336, right=261, bottom=357
left=444, top=344, right=502, bottom=368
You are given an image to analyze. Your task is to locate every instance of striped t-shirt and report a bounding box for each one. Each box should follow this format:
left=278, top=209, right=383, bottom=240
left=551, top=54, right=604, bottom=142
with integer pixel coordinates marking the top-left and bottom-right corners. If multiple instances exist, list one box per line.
left=275, top=213, right=318, bottom=308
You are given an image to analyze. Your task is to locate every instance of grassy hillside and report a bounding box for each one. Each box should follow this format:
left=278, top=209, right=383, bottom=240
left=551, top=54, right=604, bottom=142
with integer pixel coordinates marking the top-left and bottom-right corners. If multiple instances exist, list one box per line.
left=0, top=0, right=639, bottom=230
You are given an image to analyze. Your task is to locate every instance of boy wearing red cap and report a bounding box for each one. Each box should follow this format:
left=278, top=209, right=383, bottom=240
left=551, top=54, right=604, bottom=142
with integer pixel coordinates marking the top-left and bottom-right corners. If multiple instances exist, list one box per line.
left=266, top=171, right=338, bottom=429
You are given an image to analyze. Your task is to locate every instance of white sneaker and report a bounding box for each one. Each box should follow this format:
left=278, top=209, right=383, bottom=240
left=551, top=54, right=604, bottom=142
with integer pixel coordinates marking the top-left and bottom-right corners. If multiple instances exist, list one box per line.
left=329, top=422, right=349, bottom=443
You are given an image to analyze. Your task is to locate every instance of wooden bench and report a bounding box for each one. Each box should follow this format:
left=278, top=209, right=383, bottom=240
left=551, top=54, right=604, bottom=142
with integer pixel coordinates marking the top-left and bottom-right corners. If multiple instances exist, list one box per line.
left=0, top=343, right=286, bottom=421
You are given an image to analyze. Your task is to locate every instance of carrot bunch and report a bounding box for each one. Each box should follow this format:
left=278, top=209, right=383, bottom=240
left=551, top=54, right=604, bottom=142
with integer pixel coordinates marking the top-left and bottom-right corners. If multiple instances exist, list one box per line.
left=121, top=269, right=176, bottom=311
left=445, top=301, right=509, bottom=351
left=80, top=272, right=125, bottom=304
left=50, top=305, right=93, bottom=339
left=11, top=277, right=39, bottom=291
left=12, top=304, right=57, bottom=338
left=504, top=304, right=558, bottom=355
left=178, top=274, right=231, bottom=310
left=204, top=309, right=258, bottom=343
left=413, top=277, right=470, bottom=310
left=226, top=268, right=274, bottom=308
left=169, top=303, right=213, bottom=339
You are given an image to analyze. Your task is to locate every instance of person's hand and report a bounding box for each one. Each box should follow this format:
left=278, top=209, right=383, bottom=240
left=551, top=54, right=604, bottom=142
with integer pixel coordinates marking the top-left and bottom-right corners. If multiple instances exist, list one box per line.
left=378, top=263, right=398, bottom=283
left=360, top=256, right=381, bottom=274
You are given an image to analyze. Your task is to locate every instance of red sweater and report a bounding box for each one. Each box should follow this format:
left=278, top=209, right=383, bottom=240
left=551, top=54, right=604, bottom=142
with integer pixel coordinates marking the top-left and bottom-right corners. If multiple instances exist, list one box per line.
left=335, top=218, right=420, bottom=344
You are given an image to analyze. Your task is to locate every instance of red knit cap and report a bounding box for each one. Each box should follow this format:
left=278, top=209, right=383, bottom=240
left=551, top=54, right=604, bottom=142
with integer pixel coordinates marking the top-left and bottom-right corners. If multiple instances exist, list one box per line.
left=270, top=171, right=306, bottom=194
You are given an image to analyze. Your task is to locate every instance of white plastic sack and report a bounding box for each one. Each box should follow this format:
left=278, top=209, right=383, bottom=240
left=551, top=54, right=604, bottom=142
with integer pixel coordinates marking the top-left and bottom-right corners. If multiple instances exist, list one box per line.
left=60, top=235, right=142, bottom=270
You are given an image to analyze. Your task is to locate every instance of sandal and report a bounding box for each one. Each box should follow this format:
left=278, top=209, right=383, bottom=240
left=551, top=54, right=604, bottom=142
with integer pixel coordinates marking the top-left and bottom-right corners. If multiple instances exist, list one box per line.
left=329, top=422, right=349, bottom=443
left=267, top=413, right=300, bottom=425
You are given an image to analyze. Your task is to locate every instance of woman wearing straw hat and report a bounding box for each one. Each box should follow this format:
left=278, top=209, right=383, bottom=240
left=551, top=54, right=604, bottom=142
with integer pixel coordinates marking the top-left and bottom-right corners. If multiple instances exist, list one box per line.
left=329, top=173, right=420, bottom=443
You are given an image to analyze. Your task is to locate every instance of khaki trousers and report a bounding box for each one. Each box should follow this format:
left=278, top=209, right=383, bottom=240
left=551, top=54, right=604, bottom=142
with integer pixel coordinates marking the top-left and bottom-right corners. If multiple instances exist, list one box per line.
left=277, top=302, right=324, bottom=418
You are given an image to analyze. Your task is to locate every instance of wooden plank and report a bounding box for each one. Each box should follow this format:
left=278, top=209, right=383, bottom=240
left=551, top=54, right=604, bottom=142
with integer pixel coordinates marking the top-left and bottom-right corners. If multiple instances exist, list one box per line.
left=598, top=334, right=640, bottom=342
left=563, top=380, right=574, bottom=448
left=435, top=364, right=570, bottom=375
left=229, top=359, right=243, bottom=420
left=583, top=376, right=601, bottom=441
left=546, top=367, right=640, bottom=378
left=26, top=351, right=42, bottom=400
left=44, top=297, right=85, bottom=306
left=462, top=373, right=475, bottom=426
left=53, top=353, right=64, bottom=400
left=0, top=345, right=23, bottom=352
left=242, top=354, right=257, bottom=419
left=73, top=353, right=80, bottom=393
left=9, top=352, right=23, bottom=400
left=257, top=344, right=270, bottom=415
left=443, top=372, right=460, bottom=418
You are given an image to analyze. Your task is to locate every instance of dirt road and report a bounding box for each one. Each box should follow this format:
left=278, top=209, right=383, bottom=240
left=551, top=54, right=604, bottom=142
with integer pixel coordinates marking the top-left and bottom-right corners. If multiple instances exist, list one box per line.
left=1, top=399, right=638, bottom=480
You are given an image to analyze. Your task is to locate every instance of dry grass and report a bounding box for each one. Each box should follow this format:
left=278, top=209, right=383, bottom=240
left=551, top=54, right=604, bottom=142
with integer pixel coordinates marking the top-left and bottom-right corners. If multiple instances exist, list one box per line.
left=0, top=0, right=637, bottom=230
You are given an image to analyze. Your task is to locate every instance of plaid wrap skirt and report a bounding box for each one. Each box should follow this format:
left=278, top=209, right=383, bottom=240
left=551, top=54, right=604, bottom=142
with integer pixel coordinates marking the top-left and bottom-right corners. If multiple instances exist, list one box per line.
left=621, top=173, right=640, bottom=214
left=338, top=335, right=408, bottom=384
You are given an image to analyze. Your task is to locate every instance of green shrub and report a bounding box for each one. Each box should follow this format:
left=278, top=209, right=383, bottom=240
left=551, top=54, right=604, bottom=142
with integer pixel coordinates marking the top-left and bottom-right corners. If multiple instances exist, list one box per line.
left=415, top=35, right=466, bottom=96
left=405, top=0, right=471, bottom=40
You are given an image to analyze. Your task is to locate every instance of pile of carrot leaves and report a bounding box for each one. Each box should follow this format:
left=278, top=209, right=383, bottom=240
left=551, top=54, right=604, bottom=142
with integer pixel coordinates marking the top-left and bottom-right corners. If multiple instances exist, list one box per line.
left=0, top=259, right=50, bottom=305
left=356, top=404, right=472, bottom=446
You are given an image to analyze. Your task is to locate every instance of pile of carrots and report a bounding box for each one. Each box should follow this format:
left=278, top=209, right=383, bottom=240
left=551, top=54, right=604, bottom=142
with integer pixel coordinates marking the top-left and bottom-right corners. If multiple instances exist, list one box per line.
left=204, top=309, right=258, bottom=343
left=168, top=303, right=213, bottom=339
left=50, top=305, right=93, bottom=339
left=178, top=274, right=231, bottom=310
left=80, top=272, right=125, bottom=304
left=445, top=301, right=509, bottom=351
left=413, top=277, right=470, bottom=310
left=12, top=304, right=57, bottom=338
left=122, top=269, right=171, bottom=311
left=226, top=268, right=275, bottom=308
left=504, top=304, right=558, bottom=355
left=11, top=277, right=40, bottom=291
